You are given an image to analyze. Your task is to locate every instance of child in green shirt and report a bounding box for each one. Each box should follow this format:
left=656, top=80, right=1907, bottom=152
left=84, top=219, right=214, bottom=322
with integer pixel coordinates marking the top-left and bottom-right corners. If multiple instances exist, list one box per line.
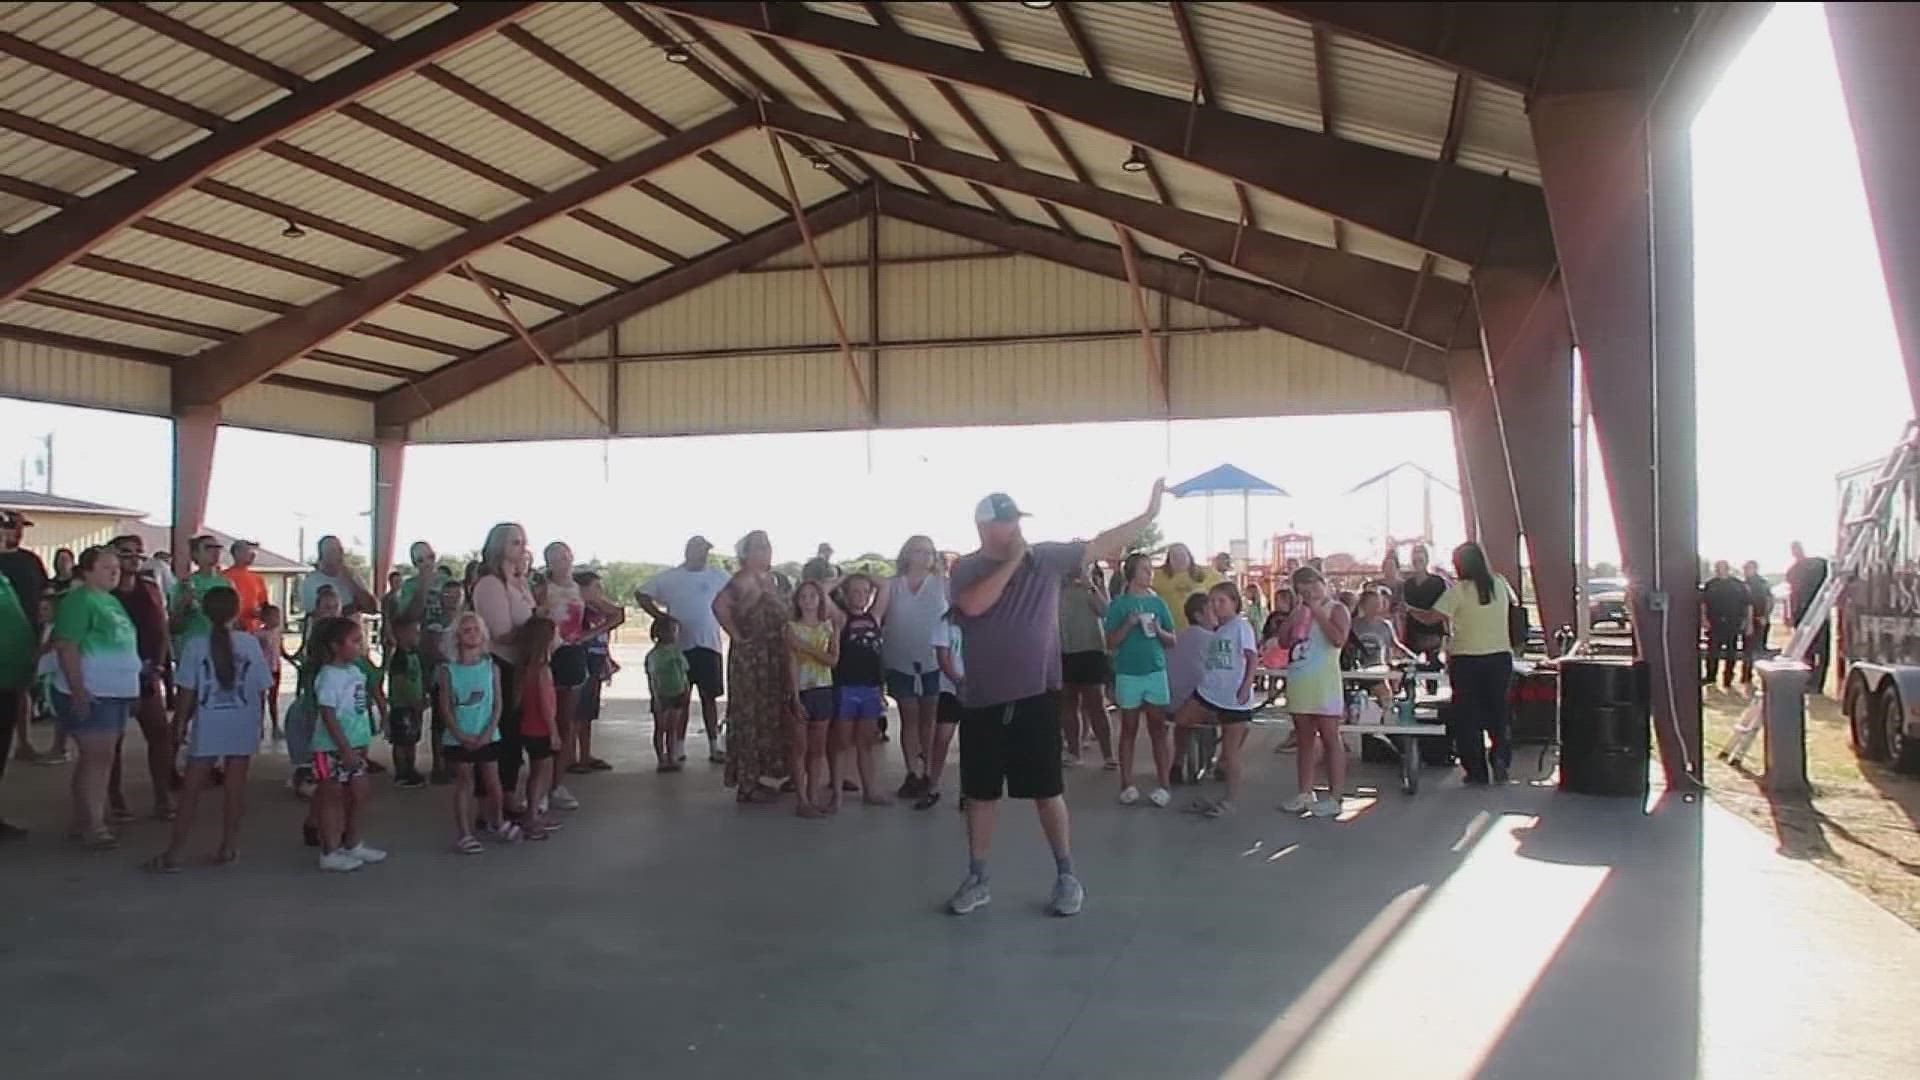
left=645, top=617, right=691, bottom=772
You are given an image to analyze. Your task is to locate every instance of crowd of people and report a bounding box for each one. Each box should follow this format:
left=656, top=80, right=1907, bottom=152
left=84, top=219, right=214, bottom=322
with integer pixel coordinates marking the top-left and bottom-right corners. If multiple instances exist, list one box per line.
left=0, top=489, right=1528, bottom=917
left=1698, top=542, right=1832, bottom=692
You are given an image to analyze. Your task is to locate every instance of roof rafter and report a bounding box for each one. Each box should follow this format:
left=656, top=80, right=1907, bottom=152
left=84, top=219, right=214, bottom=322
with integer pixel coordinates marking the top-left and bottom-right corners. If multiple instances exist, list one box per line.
left=377, top=187, right=878, bottom=429
left=0, top=4, right=533, bottom=306
left=878, top=186, right=1445, bottom=385
left=647, top=1, right=1554, bottom=266
left=171, top=108, right=754, bottom=409
left=763, top=104, right=1467, bottom=350
left=837, top=57, right=1015, bottom=220
left=941, top=7, right=1077, bottom=235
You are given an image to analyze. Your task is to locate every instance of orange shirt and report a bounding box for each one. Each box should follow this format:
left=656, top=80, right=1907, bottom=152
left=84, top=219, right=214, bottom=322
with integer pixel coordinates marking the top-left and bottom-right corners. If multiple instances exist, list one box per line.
left=223, top=565, right=270, bottom=631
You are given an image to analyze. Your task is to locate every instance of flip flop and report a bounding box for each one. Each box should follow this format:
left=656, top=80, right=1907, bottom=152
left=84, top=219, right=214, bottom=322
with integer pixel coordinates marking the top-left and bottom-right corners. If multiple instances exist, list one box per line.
left=453, top=836, right=484, bottom=856
left=586, top=758, right=613, bottom=771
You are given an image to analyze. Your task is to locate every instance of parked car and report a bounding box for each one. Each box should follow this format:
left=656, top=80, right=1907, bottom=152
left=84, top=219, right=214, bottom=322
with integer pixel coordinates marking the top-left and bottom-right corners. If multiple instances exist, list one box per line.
left=1587, top=578, right=1629, bottom=629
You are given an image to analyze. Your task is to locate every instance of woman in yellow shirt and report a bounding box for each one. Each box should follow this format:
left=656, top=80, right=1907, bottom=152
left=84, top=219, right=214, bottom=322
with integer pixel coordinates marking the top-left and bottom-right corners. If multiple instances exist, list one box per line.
left=1431, top=541, right=1517, bottom=786
left=1152, top=544, right=1221, bottom=629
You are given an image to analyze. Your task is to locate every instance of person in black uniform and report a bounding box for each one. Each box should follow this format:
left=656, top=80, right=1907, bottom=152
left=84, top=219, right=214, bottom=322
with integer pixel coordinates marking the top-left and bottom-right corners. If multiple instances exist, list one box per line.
left=1700, top=560, right=1750, bottom=689
left=1786, top=541, right=1831, bottom=694
left=1739, top=560, right=1773, bottom=687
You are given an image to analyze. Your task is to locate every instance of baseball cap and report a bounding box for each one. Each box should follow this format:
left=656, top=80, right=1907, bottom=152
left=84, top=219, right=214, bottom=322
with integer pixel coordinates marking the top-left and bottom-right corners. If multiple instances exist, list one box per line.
left=974, top=493, right=1030, bottom=525
left=191, top=533, right=224, bottom=549
left=230, top=538, right=258, bottom=550
left=0, top=510, right=32, bottom=529
left=687, top=534, right=713, bottom=550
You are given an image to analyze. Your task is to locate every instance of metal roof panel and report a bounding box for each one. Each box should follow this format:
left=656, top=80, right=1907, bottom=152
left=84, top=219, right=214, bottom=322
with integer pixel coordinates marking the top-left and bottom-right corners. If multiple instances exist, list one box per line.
left=1186, top=2, right=1324, bottom=129
left=277, top=110, right=526, bottom=223
left=146, top=189, right=397, bottom=279
left=1323, top=34, right=1453, bottom=162
left=1456, top=78, right=1539, bottom=184
left=36, top=262, right=271, bottom=335
left=1071, top=2, right=1195, bottom=103
left=516, top=211, right=675, bottom=285
left=207, top=147, right=465, bottom=251
left=3, top=296, right=209, bottom=354
left=357, top=70, right=596, bottom=192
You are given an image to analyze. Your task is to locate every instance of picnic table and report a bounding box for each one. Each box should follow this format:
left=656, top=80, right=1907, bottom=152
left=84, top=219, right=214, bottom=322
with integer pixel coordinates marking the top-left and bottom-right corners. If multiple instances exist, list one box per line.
left=1252, top=664, right=1450, bottom=794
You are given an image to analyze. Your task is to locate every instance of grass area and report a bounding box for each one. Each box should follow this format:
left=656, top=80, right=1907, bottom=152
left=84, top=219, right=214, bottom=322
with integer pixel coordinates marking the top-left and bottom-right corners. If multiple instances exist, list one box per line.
left=1703, top=686, right=1920, bottom=929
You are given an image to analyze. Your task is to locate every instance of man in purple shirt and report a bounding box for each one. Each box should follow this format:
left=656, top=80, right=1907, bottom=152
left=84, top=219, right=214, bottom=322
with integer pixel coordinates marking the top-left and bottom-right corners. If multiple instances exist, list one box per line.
left=945, top=480, right=1165, bottom=917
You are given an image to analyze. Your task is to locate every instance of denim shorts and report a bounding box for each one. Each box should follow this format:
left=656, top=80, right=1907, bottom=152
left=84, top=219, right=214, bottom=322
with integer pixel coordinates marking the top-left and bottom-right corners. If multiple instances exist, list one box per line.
left=837, top=684, right=885, bottom=722
left=798, top=686, right=837, bottom=724
left=53, top=690, right=133, bottom=737
left=884, top=668, right=940, bottom=701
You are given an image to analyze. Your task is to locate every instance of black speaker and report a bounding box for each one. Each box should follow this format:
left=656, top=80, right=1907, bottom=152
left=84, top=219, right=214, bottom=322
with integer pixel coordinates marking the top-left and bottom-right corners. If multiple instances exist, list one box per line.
left=1509, top=667, right=1559, bottom=745
left=1557, top=657, right=1651, bottom=796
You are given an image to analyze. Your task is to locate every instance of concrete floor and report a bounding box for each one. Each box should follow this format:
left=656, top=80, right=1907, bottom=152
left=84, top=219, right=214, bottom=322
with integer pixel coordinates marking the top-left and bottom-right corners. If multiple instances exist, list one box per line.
left=3, top=694, right=1918, bottom=1080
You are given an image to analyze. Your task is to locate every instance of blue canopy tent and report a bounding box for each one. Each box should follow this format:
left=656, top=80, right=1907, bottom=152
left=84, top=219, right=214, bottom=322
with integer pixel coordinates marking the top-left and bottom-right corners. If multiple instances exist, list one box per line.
left=1167, top=464, right=1288, bottom=565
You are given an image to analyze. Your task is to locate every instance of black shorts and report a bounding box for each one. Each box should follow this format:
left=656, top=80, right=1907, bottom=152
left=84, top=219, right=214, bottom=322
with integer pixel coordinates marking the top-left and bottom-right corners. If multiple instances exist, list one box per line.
left=551, top=645, right=589, bottom=689
left=522, top=736, right=556, bottom=762
left=387, top=706, right=422, bottom=745
left=937, top=691, right=961, bottom=726
left=685, top=647, right=724, bottom=698
left=1061, top=651, right=1110, bottom=687
left=444, top=742, right=498, bottom=765
left=957, top=692, right=1064, bottom=801
left=579, top=653, right=610, bottom=721
left=1194, top=694, right=1255, bottom=725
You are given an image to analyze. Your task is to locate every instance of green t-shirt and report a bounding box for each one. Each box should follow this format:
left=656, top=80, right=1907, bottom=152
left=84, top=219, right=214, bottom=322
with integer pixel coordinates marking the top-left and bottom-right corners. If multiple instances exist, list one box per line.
left=397, top=573, right=450, bottom=653
left=646, top=644, right=690, bottom=700
left=313, top=662, right=374, bottom=751
left=53, top=585, right=142, bottom=698
left=386, top=648, right=425, bottom=707
left=172, top=570, right=231, bottom=641
left=1103, top=592, right=1174, bottom=676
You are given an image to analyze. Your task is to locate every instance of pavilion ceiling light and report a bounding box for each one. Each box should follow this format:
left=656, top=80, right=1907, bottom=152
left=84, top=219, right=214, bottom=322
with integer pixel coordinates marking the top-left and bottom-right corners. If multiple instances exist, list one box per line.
left=280, top=219, right=306, bottom=239
left=1021, top=2, right=1056, bottom=9
left=1121, top=145, right=1149, bottom=173
left=809, top=154, right=833, bottom=171
left=1176, top=251, right=1201, bottom=266
left=663, top=41, right=691, bottom=63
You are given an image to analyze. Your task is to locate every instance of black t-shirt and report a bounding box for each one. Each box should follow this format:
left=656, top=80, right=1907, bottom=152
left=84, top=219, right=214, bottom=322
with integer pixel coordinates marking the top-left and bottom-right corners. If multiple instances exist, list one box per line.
left=835, top=611, right=883, bottom=687
left=1786, top=557, right=1829, bottom=623
left=0, top=548, right=49, bottom=627
left=1702, top=577, right=1749, bottom=624
left=1745, top=575, right=1773, bottom=620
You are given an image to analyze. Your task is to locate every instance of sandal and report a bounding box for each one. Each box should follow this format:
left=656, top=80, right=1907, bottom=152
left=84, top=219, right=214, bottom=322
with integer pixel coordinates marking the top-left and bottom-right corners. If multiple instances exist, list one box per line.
left=1204, top=801, right=1235, bottom=819
left=79, top=829, right=118, bottom=850
left=564, top=764, right=595, bottom=776
left=454, top=836, right=485, bottom=856
left=586, top=757, right=613, bottom=771
left=524, top=825, right=550, bottom=842
left=141, top=853, right=182, bottom=874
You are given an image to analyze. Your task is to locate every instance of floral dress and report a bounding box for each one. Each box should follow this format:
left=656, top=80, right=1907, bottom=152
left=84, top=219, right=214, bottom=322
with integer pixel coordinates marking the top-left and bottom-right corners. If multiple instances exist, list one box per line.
left=724, top=575, right=794, bottom=793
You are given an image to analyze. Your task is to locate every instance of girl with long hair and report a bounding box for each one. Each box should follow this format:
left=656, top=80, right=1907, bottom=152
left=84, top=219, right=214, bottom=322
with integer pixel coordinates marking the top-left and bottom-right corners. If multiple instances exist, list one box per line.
left=1280, top=565, right=1350, bottom=818
left=1153, top=543, right=1222, bottom=629
left=471, top=522, right=537, bottom=811
left=147, top=587, right=272, bottom=870
left=441, top=611, right=510, bottom=853
left=786, top=579, right=838, bottom=816
left=309, top=615, right=385, bottom=872
left=1431, top=541, right=1519, bottom=785
left=832, top=573, right=890, bottom=806
left=880, top=534, right=947, bottom=799
left=1175, top=582, right=1260, bottom=817
left=50, top=547, right=141, bottom=849
left=515, top=616, right=562, bottom=839
left=1104, top=552, right=1178, bottom=807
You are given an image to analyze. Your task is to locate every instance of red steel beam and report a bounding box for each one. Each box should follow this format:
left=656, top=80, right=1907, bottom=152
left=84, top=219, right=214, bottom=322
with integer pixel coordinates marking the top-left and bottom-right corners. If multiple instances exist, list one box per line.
left=171, top=108, right=752, bottom=408
left=460, top=262, right=612, bottom=432
left=376, top=188, right=877, bottom=429
left=0, top=4, right=533, bottom=306
left=650, top=1, right=1552, bottom=266
left=1476, top=268, right=1577, bottom=639
left=1113, top=225, right=1169, bottom=412
left=761, top=103, right=1468, bottom=350
left=878, top=186, right=1446, bottom=384
left=1829, top=3, right=1920, bottom=421
left=1443, top=347, right=1522, bottom=592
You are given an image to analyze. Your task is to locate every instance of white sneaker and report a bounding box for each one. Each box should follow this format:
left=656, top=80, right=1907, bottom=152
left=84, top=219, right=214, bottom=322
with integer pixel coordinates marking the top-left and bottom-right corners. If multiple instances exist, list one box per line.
left=550, top=786, right=581, bottom=812
left=1062, top=753, right=1082, bottom=767
left=1281, top=791, right=1317, bottom=813
left=1148, top=787, right=1171, bottom=808
left=1118, top=785, right=1141, bottom=806
left=318, top=850, right=363, bottom=873
left=341, top=842, right=387, bottom=864
left=1312, top=797, right=1342, bottom=819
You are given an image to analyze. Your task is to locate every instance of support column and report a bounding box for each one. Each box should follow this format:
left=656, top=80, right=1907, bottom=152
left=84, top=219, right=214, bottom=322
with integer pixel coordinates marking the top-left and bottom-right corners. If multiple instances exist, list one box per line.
left=1828, top=3, right=1920, bottom=417
left=1444, top=348, right=1522, bottom=592
left=1476, top=269, right=1578, bottom=639
left=372, top=429, right=406, bottom=587
left=1533, top=92, right=1701, bottom=785
left=170, top=404, right=219, bottom=579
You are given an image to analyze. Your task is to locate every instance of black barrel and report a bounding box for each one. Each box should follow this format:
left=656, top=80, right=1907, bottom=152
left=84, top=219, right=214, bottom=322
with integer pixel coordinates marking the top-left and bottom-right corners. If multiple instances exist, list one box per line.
left=1557, top=657, right=1651, bottom=796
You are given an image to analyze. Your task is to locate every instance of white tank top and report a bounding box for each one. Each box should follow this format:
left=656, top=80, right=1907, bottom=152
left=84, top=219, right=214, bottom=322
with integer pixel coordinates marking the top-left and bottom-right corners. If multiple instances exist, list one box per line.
left=880, top=573, right=948, bottom=674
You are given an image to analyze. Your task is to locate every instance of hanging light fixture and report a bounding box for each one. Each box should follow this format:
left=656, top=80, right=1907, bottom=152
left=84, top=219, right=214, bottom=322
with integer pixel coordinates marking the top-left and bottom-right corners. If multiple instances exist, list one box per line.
left=1176, top=251, right=1201, bottom=266
left=1121, top=145, right=1148, bottom=173
left=809, top=153, right=833, bottom=171
left=663, top=41, right=691, bottom=63
left=281, top=219, right=306, bottom=239
left=1021, top=1, right=1055, bottom=10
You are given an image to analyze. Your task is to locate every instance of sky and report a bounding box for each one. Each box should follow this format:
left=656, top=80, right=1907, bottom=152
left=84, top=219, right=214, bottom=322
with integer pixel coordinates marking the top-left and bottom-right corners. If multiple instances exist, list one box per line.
left=0, top=3, right=1909, bottom=574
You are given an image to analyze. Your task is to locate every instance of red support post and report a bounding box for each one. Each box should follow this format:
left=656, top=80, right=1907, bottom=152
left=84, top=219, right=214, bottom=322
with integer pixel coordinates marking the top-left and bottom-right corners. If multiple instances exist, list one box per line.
left=170, top=404, right=219, bottom=579
left=1476, top=269, right=1578, bottom=640
left=372, top=431, right=406, bottom=588
left=1444, top=347, right=1522, bottom=591
left=1533, top=91, right=1701, bottom=785
left=1828, top=3, right=1920, bottom=419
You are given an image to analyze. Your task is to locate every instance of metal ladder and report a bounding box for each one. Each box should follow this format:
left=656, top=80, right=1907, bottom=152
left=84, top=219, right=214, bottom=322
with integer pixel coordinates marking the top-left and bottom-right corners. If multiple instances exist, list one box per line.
left=1723, top=421, right=1920, bottom=765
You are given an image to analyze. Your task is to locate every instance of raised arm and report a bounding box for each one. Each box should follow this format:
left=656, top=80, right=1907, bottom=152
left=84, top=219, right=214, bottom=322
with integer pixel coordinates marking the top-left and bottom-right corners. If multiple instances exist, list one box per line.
left=1084, top=479, right=1167, bottom=565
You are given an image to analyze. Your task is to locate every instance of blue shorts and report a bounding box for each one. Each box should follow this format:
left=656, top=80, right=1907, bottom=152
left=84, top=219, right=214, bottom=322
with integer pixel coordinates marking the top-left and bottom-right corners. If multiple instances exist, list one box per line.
left=837, top=685, right=885, bottom=722
left=884, top=668, right=940, bottom=701
left=53, top=690, right=133, bottom=737
left=1114, top=670, right=1171, bottom=710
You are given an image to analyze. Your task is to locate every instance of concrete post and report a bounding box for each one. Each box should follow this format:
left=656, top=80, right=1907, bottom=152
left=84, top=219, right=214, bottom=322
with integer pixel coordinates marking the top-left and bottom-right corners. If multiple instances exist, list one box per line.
left=371, top=430, right=405, bottom=588
left=1757, top=659, right=1811, bottom=797
left=1444, top=348, right=1522, bottom=591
